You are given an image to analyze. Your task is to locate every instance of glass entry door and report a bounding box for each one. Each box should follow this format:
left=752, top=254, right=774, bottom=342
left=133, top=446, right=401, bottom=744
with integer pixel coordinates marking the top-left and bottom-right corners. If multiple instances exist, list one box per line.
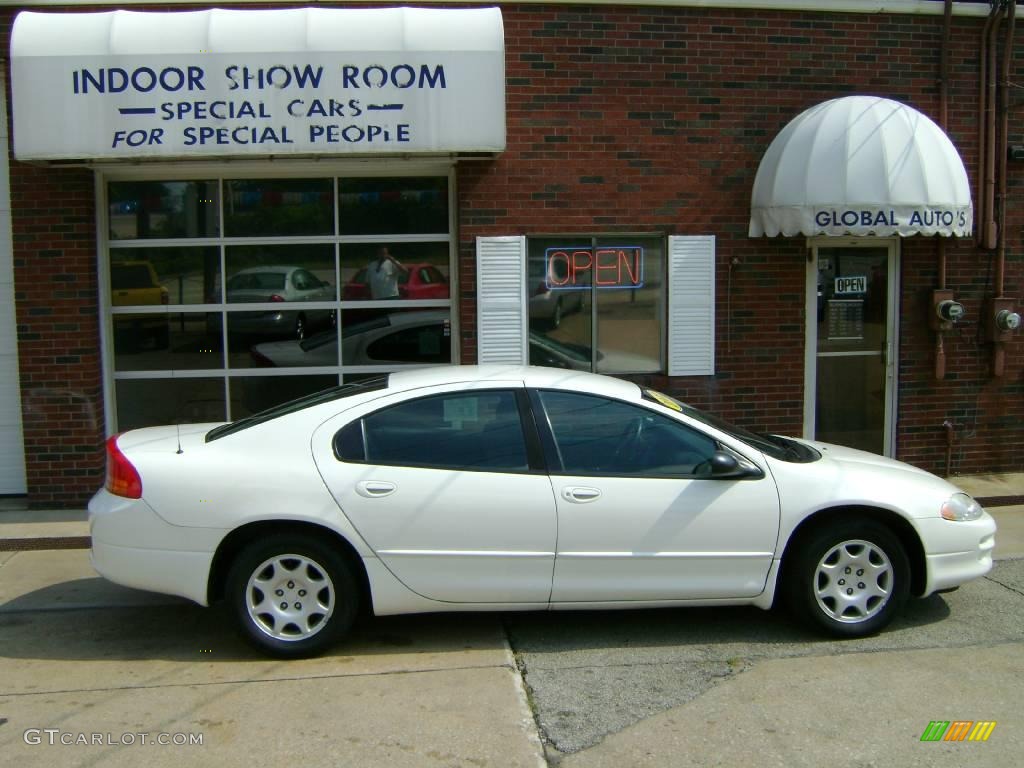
left=807, top=242, right=897, bottom=455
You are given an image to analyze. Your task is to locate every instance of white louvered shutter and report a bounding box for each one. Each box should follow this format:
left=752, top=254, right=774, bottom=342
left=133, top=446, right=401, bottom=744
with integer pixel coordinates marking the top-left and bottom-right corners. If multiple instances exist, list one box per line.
left=476, top=236, right=528, bottom=365
left=667, top=235, right=716, bottom=376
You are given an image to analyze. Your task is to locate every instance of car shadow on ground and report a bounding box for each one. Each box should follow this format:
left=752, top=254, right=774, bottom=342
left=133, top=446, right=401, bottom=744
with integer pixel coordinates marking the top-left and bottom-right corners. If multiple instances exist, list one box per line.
left=502, top=596, right=953, bottom=657
left=0, top=573, right=955, bottom=663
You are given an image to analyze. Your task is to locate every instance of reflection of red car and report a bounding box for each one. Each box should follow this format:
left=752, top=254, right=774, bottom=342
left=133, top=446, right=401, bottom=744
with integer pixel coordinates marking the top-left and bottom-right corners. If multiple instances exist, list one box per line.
left=342, top=263, right=449, bottom=300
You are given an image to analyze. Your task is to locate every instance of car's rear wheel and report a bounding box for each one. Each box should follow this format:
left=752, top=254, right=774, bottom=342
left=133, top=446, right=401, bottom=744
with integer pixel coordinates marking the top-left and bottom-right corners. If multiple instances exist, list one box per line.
left=226, top=536, right=357, bottom=657
left=550, top=298, right=563, bottom=329
left=785, top=520, right=909, bottom=638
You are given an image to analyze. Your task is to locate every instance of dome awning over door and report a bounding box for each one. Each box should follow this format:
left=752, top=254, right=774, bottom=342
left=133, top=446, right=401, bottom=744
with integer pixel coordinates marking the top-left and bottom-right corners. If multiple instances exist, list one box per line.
left=749, top=95, right=972, bottom=238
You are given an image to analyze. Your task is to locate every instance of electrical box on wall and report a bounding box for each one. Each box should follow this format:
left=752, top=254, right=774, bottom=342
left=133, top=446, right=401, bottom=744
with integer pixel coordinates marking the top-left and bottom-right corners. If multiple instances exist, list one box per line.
left=987, top=297, right=1022, bottom=342
left=930, top=289, right=964, bottom=331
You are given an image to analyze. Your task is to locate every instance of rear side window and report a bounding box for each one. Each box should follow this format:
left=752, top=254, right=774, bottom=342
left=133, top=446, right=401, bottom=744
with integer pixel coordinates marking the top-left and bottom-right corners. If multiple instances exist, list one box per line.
left=335, top=390, right=528, bottom=472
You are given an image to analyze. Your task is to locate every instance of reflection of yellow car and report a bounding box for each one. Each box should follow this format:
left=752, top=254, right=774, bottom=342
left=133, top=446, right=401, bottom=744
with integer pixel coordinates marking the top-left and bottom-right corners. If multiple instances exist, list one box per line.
left=111, top=261, right=170, bottom=349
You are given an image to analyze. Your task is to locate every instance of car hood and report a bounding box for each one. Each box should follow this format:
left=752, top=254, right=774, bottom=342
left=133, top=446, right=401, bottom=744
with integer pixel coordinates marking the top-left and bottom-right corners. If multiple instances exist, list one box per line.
left=804, top=439, right=936, bottom=478
left=766, top=438, right=966, bottom=520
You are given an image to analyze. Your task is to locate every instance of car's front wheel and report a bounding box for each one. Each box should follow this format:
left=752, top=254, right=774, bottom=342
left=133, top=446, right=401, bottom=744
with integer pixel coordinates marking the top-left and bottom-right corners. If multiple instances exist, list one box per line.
left=226, top=536, right=358, bottom=657
left=785, top=520, right=909, bottom=638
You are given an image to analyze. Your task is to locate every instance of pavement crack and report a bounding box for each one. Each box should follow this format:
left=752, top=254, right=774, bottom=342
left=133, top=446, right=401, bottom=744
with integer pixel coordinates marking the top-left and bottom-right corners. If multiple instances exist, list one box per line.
left=503, top=618, right=555, bottom=767
left=985, top=573, right=1024, bottom=598
left=0, top=662, right=515, bottom=698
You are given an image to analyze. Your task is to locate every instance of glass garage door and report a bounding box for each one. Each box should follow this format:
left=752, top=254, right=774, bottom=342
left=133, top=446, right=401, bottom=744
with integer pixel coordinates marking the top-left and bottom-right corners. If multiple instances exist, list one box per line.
left=105, top=172, right=455, bottom=431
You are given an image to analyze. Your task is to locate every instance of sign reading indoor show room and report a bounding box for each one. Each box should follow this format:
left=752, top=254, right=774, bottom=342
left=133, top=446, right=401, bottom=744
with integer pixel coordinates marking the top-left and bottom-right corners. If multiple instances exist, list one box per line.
left=10, top=8, right=506, bottom=160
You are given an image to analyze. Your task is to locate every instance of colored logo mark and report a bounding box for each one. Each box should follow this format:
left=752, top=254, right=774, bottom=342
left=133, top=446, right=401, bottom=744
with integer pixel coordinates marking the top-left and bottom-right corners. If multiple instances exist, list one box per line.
left=920, top=720, right=997, bottom=742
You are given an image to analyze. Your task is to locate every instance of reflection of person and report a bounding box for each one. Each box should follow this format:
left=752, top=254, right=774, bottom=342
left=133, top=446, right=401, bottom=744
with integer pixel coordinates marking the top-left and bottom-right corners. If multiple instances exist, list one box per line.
left=368, top=247, right=406, bottom=299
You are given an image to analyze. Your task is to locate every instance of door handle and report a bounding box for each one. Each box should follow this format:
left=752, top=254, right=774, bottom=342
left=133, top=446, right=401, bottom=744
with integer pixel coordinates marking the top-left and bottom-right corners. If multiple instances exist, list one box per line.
left=562, top=486, right=601, bottom=503
left=355, top=480, right=397, bottom=498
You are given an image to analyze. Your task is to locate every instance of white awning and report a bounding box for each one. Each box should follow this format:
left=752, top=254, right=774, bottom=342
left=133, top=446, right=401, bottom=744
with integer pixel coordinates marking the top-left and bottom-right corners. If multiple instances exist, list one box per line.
left=749, top=96, right=973, bottom=238
left=10, top=8, right=506, bottom=160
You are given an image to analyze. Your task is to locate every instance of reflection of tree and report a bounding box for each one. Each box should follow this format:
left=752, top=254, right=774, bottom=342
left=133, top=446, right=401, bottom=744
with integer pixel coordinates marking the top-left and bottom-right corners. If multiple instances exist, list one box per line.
left=338, top=179, right=448, bottom=235
left=225, top=180, right=333, bottom=236
left=109, top=181, right=216, bottom=240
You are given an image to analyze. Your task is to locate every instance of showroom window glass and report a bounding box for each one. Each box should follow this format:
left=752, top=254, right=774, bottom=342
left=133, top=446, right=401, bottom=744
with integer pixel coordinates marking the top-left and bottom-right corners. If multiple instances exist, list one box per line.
left=526, top=236, right=664, bottom=374
left=106, top=173, right=454, bottom=431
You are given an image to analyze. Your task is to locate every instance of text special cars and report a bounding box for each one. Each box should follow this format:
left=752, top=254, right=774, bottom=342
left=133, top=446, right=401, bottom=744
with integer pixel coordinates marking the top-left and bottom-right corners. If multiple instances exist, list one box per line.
left=89, top=366, right=996, bottom=657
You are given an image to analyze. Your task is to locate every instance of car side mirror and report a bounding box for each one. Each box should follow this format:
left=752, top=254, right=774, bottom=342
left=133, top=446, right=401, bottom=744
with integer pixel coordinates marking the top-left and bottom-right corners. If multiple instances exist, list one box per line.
left=708, top=450, right=759, bottom=479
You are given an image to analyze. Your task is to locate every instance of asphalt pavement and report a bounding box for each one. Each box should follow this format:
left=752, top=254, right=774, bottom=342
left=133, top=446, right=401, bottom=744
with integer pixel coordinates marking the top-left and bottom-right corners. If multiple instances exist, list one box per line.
left=0, top=475, right=1022, bottom=767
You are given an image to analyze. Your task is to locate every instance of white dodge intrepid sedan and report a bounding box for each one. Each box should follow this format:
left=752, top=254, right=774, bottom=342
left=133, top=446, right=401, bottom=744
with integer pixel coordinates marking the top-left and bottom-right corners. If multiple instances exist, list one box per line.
left=90, top=365, right=996, bottom=657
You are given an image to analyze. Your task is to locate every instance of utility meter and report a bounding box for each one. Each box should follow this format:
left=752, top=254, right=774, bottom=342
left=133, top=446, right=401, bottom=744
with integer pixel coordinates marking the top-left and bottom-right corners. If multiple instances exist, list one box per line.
left=996, top=309, right=1021, bottom=332
left=936, top=299, right=965, bottom=324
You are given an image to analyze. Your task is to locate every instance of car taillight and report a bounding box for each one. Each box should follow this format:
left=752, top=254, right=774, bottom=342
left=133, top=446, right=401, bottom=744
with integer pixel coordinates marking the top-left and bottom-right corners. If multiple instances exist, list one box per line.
left=269, top=294, right=285, bottom=302
left=105, top=435, right=142, bottom=499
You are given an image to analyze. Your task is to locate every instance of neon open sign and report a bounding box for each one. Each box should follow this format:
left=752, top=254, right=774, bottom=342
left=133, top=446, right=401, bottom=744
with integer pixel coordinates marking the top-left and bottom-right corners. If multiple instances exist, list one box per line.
left=545, top=246, right=644, bottom=290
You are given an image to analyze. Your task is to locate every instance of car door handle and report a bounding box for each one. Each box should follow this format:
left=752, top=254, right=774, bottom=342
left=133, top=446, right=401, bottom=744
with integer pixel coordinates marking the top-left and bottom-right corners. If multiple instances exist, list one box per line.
left=355, top=481, right=397, bottom=498
left=562, top=486, right=601, bottom=503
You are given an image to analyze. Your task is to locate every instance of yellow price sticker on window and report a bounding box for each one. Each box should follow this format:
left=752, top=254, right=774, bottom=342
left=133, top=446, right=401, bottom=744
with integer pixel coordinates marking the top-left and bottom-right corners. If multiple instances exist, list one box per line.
left=645, top=389, right=682, bottom=412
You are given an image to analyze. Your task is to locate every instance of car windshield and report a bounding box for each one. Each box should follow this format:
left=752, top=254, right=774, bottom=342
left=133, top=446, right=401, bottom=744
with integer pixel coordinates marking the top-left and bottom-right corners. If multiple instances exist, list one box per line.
left=529, top=332, right=591, bottom=363
left=228, top=272, right=286, bottom=290
left=111, top=264, right=153, bottom=289
left=299, top=331, right=337, bottom=352
left=205, top=376, right=389, bottom=442
left=642, top=389, right=820, bottom=463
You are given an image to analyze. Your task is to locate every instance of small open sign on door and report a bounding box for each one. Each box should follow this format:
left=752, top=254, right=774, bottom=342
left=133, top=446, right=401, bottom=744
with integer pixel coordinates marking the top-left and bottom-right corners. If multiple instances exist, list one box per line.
left=834, top=275, right=867, bottom=295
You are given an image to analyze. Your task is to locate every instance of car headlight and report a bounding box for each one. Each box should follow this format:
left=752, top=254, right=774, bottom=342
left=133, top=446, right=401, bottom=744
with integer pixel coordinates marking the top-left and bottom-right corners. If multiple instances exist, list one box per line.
left=940, top=492, right=984, bottom=522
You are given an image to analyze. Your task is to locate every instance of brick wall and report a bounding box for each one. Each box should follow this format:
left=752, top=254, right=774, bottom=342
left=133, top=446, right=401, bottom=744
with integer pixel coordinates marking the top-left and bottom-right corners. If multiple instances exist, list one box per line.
left=9, top=160, right=103, bottom=507
left=459, top=4, right=1022, bottom=476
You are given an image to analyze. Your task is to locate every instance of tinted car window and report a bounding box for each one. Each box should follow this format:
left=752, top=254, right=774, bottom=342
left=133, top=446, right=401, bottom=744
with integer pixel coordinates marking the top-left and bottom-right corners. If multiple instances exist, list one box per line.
left=348, top=390, right=528, bottom=471
left=365, top=324, right=451, bottom=363
left=538, top=390, right=717, bottom=476
left=111, top=264, right=155, bottom=289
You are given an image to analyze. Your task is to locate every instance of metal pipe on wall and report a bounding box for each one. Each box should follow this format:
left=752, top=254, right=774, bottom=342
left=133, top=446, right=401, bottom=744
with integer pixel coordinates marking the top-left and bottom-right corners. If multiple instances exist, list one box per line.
left=935, top=0, right=953, bottom=380
left=983, top=1, right=1005, bottom=251
left=976, top=3, right=1000, bottom=247
left=992, top=0, right=1016, bottom=378
left=996, top=0, right=1015, bottom=299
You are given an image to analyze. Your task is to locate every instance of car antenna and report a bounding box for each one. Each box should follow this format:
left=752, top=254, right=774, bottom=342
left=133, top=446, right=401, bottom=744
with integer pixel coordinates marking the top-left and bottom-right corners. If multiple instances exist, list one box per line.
left=176, top=422, right=183, bottom=455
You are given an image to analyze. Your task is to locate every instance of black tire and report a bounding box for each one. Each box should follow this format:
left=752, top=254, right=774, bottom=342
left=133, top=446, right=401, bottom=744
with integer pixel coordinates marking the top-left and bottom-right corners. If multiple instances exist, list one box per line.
left=784, top=520, right=909, bottom=638
left=226, top=535, right=358, bottom=658
left=550, top=298, right=563, bottom=329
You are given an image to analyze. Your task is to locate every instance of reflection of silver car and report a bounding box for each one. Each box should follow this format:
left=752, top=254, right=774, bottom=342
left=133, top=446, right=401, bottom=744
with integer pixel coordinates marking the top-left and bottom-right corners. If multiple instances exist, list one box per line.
left=251, top=310, right=452, bottom=367
left=528, top=331, right=655, bottom=373
left=529, top=259, right=584, bottom=329
left=210, top=266, right=334, bottom=340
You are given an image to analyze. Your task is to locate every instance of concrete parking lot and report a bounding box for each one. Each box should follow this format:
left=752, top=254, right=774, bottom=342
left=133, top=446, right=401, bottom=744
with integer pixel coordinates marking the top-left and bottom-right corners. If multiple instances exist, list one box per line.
left=1, top=492, right=1022, bottom=767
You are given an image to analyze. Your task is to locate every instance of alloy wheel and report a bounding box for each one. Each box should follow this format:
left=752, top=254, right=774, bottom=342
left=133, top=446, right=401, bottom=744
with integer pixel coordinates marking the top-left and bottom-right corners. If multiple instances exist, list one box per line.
left=244, top=553, right=335, bottom=642
left=813, top=539, right=893, bottom=623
